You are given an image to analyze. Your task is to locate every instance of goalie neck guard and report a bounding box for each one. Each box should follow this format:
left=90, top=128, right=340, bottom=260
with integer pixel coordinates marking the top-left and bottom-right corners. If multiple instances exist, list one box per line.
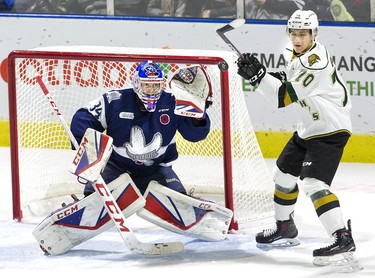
left=132, top=60, right=165, bottom=112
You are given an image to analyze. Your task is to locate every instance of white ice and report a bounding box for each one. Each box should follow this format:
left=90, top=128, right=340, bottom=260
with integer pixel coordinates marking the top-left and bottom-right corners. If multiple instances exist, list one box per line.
left=1, top=147, right=374, bottom=277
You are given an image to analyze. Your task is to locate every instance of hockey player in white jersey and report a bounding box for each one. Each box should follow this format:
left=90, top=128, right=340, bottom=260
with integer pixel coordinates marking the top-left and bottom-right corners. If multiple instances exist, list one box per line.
left=236, top=10, right=361, bottom=271
left=33, top=62, right=233, bottom=255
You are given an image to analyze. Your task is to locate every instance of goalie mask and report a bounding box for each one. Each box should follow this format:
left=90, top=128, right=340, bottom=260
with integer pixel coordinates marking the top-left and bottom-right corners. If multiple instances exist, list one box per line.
left=132, top=61, right=165, bottom=112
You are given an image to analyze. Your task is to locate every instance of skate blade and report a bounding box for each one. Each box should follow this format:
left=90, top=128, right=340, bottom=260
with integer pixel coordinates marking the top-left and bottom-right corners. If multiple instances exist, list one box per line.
left=256, top=237, right=300, bottom=250
left=313, top=252, right=364, bottom=273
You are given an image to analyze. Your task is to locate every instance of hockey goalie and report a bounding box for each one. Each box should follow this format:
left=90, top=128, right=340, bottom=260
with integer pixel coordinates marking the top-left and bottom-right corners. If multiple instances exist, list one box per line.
left=33, top=62, right=233, bottom=255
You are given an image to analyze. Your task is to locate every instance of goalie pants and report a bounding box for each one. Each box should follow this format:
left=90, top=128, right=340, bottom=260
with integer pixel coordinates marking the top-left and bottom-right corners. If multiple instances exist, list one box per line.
left=276, top=131, right=350, bottom=186
left=84, top=159, right=186, bottom=196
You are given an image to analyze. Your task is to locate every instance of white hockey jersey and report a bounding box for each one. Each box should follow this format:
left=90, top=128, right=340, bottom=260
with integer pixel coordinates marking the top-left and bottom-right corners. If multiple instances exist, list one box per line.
left=257, top=40, right=352, bottom=139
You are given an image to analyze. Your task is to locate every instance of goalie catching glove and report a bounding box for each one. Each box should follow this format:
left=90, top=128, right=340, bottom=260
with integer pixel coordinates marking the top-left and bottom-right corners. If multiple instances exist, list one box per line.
left=237, top=53, right=266, bottom=86
left=169, top=65, right=213, bottom=118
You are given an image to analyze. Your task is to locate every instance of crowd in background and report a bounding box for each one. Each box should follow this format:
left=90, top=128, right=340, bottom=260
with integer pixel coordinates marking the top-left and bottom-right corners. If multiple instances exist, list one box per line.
left=246, top=0, right=375, bottom=22
left=0, top=0, right=374, bottom=22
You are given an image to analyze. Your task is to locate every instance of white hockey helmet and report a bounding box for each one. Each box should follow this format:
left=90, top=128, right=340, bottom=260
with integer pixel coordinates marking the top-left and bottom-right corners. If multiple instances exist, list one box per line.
left=287, top=10, right=319, bottom=39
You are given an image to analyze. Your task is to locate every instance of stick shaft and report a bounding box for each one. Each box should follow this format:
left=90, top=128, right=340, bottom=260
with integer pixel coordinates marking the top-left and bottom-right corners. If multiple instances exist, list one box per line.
left=216, top=19, right=246, bottom=58
left=36, top=76, right=79, bottom=148
left=217, top=30, right=243, bottom=57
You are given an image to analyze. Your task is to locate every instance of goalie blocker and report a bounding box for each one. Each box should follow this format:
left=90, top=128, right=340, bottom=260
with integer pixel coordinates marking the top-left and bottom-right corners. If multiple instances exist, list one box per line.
left=33, top=129, right=233, bottom=255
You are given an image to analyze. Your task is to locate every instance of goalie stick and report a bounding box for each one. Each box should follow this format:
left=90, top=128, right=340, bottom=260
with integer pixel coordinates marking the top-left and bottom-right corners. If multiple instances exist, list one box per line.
left=36, top=75, right=183, bottom=256
left=216, top=18, right=246, bottom=59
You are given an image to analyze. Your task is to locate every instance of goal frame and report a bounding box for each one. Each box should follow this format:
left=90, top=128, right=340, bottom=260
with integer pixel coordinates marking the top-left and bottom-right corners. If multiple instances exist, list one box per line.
left=8, top=49, right=238, bottom=228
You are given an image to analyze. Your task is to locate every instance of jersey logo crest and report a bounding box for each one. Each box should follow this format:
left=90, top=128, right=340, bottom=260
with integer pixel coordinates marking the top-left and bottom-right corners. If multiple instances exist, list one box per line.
left=124, top=126, right=162, bottom=166
left=308, top=54, right=320, bottom=66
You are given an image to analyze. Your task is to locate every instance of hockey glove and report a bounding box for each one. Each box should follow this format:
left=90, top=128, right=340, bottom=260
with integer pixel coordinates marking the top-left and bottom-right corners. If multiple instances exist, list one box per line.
left=269, top=71, right=287, bottom=83
left=237, top=53, right=266, bottom=86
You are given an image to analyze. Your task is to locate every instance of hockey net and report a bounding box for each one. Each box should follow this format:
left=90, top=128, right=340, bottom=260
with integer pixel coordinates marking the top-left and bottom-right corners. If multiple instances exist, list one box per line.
left=8, top=46, right=274, bottom=230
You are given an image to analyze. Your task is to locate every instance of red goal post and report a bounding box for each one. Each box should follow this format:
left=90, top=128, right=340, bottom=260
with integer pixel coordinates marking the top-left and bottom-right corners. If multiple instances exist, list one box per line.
left=8, top=46, right=274, bottom=230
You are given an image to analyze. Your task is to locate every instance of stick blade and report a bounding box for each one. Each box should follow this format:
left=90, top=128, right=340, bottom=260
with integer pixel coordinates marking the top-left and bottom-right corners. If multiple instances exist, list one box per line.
left=150, top=242, right=184, bottom=255
left=216, top=18, right=245, bottom=35
left=130, top=241, right=184, bottom=255
left=229, top=18, right=246, bottom=29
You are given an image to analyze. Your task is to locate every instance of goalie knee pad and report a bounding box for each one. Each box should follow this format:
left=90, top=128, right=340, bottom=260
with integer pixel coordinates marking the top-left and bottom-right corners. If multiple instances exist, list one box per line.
left=32, top=173, right=145, bottom=255
left=137, top=181, right=233, bottom=241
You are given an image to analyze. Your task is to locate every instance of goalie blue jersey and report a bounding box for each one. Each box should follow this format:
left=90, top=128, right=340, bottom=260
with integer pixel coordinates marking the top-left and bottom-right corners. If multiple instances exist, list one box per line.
left=70, top=88, right=210, bottom=176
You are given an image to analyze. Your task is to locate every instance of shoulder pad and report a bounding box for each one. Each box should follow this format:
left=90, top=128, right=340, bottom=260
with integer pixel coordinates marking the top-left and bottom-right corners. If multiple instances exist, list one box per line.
left=105, top=90, right=122, bottom=103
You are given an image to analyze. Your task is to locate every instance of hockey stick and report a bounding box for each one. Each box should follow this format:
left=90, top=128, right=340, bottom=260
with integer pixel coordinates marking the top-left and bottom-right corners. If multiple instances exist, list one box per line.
left=36, top=75, right=183, bottom=255
left=216, top=18, right=245, bottom=59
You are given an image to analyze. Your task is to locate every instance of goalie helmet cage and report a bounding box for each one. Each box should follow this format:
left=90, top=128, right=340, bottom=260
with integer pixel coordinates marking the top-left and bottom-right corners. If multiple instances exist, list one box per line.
left=8, top=46, right=274, bottom=231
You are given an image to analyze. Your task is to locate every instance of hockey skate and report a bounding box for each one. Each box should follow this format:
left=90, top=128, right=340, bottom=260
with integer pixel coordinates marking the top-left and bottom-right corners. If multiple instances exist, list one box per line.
left=255, top=214, right=300, bottom=249
left=313, top=220, right=363, bottom=272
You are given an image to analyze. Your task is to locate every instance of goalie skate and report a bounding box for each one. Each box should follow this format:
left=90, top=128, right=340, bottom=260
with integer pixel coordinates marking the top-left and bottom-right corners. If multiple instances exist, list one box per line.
left=255, top=214, right=300, bottom=249
left=313, top=220, right=363, bottom=273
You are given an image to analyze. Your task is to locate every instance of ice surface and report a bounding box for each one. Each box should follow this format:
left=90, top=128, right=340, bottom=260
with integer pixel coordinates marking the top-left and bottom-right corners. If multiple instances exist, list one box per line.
left=1, top=147, right=374, bottom=277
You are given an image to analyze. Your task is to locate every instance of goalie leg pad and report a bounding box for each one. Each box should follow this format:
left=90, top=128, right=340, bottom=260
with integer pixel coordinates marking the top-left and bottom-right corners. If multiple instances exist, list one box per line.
left=137, top=181, right=233, bottom=241
left=32, top=173, right=145, bottom=255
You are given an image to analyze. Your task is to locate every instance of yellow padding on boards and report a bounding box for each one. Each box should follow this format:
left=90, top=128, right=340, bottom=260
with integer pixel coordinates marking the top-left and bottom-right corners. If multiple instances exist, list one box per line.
left=1, top=120, right=374, bottom=163
left=0, top=121, right=10, bottom=146
left=254, top=131, right=375, bottom=163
